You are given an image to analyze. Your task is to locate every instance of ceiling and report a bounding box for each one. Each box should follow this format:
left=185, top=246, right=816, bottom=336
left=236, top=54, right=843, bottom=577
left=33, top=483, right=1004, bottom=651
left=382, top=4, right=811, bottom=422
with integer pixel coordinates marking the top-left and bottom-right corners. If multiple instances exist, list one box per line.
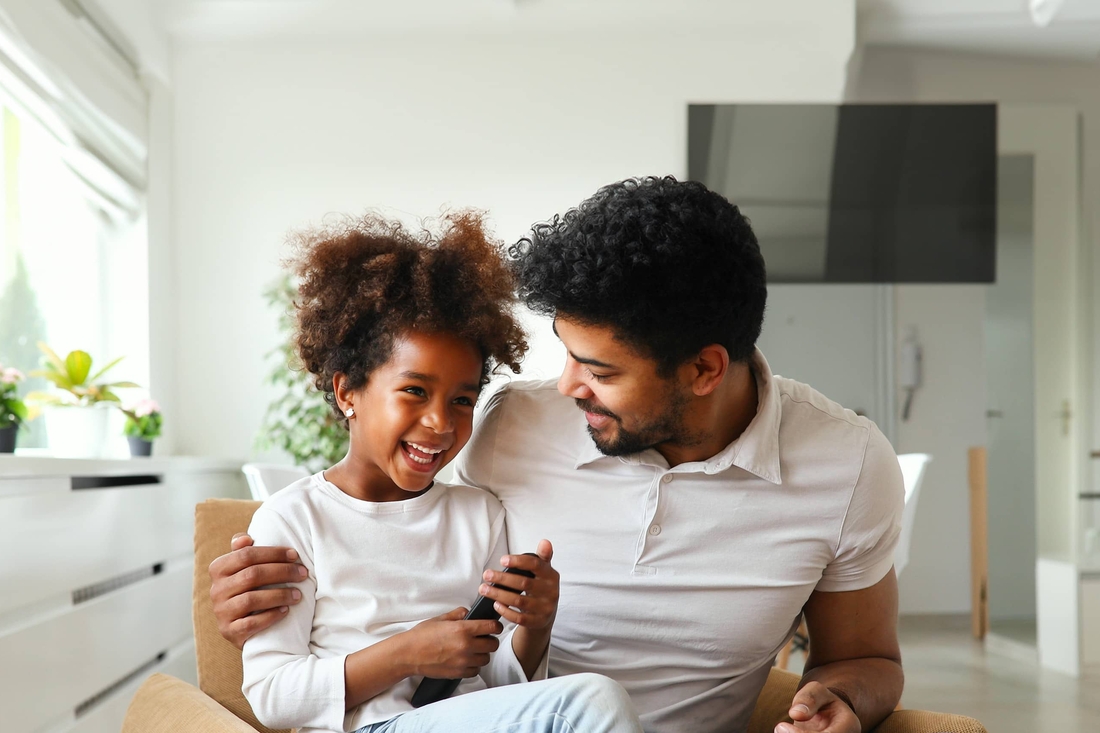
left=146, top=0, right=791, bottom=39
left=859, top=0, right=1100, bottom=60
left=95, top=0, right=1100, bottom=75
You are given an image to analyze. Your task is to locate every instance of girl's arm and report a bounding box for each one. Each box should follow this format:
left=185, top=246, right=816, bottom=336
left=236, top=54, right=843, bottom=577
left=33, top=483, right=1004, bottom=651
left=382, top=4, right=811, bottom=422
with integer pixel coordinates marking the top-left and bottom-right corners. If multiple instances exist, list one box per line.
left=240, top=508, right=347, bottom=731
left=343, top=608, right=504, bottom=709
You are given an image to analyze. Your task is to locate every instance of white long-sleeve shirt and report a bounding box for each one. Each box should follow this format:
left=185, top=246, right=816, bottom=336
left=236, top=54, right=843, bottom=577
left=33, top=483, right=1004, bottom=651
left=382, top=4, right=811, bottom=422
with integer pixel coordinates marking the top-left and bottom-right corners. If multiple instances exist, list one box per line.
left=241, top=473, right=546, bottom=733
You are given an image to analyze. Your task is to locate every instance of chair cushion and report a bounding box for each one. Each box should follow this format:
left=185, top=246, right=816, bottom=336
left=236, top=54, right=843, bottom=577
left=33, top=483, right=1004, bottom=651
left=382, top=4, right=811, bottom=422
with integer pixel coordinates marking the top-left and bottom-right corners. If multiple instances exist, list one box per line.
left=193, top=498, right=289, bottom=733
left=122, top=673, right=261, bottom=733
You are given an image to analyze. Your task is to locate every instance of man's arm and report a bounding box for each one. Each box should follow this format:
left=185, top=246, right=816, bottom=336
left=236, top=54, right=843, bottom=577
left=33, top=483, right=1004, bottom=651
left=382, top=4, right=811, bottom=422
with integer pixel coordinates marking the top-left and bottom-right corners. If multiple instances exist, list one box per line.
left=777, top=569, right=903, bottom=733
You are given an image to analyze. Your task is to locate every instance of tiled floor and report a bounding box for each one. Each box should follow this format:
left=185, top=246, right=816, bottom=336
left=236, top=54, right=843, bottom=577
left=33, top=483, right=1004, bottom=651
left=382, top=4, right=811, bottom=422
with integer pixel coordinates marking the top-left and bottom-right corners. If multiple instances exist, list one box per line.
left=784, top=614, right=1100, bottom=732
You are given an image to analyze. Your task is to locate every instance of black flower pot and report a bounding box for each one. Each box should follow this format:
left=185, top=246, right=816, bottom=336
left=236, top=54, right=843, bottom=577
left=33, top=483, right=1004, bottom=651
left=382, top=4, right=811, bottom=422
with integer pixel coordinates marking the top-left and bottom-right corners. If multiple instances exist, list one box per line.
left=127, top=436, right=153, bottom=457
left=0, top=425, right=15, bottom=454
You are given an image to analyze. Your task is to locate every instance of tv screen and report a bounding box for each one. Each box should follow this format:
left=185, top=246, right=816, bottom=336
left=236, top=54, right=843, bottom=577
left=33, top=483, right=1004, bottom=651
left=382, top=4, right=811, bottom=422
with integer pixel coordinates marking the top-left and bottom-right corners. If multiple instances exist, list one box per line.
left=687, top=103, right=996, bottom=283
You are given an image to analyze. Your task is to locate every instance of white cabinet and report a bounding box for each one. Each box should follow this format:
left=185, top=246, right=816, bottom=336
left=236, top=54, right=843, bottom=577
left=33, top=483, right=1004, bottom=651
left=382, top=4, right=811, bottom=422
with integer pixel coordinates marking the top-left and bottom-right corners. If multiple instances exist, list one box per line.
left=0, top=456, right=247, bottom=733
left=1082, top=574, right=1100, bottom=668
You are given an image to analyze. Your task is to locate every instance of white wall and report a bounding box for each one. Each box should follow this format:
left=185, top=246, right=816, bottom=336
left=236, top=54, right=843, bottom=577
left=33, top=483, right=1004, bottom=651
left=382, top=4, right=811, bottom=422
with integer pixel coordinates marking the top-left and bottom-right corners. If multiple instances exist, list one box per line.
left=168, top=8, right=856, bottom=458
left=146, top=75, right=178, bottom=455
left=758, top=285, right=890, bottom=435
left=892, top=286, right=988, bottom=614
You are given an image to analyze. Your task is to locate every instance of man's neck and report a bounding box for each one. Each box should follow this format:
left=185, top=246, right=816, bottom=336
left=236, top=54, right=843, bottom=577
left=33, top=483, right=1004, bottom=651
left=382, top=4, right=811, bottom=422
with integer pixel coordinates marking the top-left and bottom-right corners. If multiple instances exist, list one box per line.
left=655, top=361, right=760, bottom=468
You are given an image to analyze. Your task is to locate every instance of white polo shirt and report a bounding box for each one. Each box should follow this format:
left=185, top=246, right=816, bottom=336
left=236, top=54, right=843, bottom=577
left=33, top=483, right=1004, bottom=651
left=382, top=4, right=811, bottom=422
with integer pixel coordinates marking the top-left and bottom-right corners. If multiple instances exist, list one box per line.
left=453, top=349, right=903, bottom=733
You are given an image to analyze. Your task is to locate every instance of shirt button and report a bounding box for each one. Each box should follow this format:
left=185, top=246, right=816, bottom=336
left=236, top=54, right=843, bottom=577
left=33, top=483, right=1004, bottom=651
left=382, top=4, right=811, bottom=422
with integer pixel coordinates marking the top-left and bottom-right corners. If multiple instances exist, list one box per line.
left=649, top=524, right=662, bottom=536
left=662, top=475, right=673, bottom=484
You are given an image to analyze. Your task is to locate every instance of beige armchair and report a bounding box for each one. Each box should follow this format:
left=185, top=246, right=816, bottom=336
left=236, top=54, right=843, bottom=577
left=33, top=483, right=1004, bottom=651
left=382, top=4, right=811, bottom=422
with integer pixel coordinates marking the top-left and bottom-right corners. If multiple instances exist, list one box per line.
left=123, top=499, right=987, bottom=733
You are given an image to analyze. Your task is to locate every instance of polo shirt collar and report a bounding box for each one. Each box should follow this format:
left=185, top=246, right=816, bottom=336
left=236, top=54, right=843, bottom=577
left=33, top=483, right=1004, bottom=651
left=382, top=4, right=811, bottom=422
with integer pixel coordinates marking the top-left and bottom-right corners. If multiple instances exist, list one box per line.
left=570, top=348, right=783, bottom=484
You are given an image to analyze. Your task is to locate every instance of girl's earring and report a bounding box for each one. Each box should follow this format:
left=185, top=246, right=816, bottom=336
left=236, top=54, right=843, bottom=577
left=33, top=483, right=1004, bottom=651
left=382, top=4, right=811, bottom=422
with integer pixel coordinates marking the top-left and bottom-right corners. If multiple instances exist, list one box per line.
left=345, top=408, right=355, bottom=418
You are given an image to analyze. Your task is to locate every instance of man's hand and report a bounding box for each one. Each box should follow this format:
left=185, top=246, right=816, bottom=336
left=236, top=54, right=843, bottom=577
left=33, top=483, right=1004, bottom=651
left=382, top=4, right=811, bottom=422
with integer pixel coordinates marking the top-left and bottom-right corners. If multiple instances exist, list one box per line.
left=208, top=533, right=308, bottom=649
left=776, top=681, right=861, bottom=733
left=478, top=539, right=558, bottom=679
left=477, top=539, right=559, bottom=630
left=402, top=608, right=503, bottom=679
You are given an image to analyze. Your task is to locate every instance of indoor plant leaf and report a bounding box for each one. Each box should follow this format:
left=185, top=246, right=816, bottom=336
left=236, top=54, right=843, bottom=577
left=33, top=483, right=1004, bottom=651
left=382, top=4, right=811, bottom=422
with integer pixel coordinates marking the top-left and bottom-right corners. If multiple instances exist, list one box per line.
left=88, top=355, right=125, bottom=384
left=30, top=369, right=74, bottom=391
left=64, top=350, right=93, bottom=386
left=96, top=388, right=121, bottom=403
left=25, top=390, right=66, bottom=407
left=4, top=399, right=28, bottom=421
left=36, top=342, right=66, bottom=375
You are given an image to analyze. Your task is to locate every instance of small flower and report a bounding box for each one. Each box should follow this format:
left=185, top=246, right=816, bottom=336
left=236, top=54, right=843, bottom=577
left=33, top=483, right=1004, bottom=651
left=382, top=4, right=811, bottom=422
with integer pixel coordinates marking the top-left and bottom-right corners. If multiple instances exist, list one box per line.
left=132, top=398, right=161, bottom=418
left=1, top=367, right=25, bottom=384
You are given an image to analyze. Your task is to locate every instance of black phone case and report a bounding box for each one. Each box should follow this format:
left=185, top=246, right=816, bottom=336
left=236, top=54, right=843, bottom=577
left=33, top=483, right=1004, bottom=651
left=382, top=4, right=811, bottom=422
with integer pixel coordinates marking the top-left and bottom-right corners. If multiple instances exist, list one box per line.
left=410, top=556, right=537, bottom=708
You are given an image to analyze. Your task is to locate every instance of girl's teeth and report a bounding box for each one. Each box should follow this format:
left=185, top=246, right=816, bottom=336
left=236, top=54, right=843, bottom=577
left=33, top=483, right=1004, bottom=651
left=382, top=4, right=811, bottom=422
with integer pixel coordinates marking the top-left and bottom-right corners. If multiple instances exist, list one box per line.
left=405, top=442, right=439, bottom=464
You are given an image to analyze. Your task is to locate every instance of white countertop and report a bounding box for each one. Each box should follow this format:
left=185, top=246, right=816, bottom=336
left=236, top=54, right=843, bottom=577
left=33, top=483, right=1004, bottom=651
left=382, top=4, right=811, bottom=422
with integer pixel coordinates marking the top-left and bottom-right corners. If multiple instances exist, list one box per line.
left=0, top=454, right=243, bottom=478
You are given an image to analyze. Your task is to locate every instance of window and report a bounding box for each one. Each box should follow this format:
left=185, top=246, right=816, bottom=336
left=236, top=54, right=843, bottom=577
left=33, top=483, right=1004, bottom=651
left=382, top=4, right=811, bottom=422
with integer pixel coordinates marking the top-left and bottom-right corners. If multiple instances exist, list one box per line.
left=0, top=3, right=148, bottom=450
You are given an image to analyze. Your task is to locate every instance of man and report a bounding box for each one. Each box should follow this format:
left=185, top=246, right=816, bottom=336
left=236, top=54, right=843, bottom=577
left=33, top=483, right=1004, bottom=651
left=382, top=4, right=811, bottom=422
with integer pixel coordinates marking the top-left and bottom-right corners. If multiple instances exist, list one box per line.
left=211, top=176, right=904, bottom=733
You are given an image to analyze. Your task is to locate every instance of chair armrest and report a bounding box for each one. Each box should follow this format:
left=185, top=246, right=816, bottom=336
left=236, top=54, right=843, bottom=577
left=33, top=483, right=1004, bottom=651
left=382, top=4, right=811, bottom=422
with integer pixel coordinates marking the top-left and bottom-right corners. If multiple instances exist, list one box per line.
left=748, top=667, right=987, bottom=733
left=870, top=709, right=987, bottom=733
left=123, top=673, right=262, bottom=733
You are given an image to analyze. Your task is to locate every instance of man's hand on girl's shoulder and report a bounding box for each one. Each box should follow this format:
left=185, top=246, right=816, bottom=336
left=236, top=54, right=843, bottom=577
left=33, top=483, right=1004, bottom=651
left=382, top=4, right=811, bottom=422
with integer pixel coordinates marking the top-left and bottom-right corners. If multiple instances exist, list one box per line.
left=209, top=532, right=308, bottom=649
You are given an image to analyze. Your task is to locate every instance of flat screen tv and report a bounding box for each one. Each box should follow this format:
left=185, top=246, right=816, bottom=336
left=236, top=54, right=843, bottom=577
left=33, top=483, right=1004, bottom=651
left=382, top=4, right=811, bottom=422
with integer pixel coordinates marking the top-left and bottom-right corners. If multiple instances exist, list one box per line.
left=687, top=103, right=996, bottom=283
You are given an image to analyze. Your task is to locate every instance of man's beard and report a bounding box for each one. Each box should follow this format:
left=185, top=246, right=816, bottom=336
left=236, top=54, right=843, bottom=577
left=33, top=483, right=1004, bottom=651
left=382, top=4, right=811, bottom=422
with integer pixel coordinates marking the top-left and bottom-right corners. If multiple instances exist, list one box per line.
left=575, top=389, right=694, bottom=457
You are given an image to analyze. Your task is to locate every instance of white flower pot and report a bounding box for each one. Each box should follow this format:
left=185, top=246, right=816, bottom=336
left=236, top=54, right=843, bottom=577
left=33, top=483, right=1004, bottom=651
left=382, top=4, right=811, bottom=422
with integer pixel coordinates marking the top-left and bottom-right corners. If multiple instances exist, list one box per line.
left=44, top=404, right=113, bottom=458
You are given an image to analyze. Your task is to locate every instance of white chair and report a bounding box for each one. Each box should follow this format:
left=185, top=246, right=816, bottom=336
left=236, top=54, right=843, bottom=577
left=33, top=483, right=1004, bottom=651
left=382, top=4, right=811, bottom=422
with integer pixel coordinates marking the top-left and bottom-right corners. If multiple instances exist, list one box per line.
left=241, top=463, right=310, bottom=501
left=894, top=453, right=932, bottom=577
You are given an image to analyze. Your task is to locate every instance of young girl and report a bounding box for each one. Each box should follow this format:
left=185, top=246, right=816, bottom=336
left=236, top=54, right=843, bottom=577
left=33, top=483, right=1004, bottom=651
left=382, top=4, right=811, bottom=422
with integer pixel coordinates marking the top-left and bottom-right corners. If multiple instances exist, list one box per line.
left=241, top=212, right=641, bottom=733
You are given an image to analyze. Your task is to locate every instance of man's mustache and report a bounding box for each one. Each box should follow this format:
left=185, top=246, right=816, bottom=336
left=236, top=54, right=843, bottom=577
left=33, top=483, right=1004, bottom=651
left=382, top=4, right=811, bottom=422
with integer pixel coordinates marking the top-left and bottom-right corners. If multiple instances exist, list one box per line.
left=575, top=399, right=619, bottom=421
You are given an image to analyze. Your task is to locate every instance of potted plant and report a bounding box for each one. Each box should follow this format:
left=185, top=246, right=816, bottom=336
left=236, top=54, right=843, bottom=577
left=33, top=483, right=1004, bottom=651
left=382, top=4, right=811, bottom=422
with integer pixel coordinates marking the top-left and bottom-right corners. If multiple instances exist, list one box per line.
left=121, top=399, right=162, bottom=457
left=256, top=276, right=348, bottom=470
left=27, top=343, right=139, bottom=458
left=0, top=364, right=28, bottom=453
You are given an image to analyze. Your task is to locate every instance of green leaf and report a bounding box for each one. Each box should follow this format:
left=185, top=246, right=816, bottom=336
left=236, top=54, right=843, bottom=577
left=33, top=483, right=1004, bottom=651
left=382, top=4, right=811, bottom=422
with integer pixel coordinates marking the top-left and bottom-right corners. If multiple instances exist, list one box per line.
left=96, top=388, right=121, bottom=403
left=32, top=370, right=74, bottom=390
left=103, top=380, right=141, bottom=389
left=88, top=355, right=125, bottom=384
left=24, top=391, right=65, bottom=407
left=37, top=342, right=66, bottom=374
left=64, top=350, right=93, bottom=386
left=6, top=400, right=28, bottom=421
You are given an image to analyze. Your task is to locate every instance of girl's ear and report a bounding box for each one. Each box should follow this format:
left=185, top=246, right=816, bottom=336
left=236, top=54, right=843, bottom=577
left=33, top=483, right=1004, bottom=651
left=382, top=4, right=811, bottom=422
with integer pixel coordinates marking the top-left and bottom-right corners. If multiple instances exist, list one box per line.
left=333, top=372, right=352, bottom=413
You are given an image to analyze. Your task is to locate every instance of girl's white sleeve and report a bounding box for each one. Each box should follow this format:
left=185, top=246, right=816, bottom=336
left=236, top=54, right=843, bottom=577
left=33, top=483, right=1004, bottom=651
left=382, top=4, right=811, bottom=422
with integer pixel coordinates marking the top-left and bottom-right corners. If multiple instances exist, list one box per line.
left=240, top=506, right=349, bottom=731
left=477, top=504, right=549, bottom=688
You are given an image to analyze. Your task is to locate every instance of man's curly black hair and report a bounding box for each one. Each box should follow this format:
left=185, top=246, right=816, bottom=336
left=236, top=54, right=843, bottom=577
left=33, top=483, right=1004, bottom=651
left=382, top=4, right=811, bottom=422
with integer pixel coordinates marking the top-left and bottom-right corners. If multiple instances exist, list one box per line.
left=512, top=176, right=767, bottom=374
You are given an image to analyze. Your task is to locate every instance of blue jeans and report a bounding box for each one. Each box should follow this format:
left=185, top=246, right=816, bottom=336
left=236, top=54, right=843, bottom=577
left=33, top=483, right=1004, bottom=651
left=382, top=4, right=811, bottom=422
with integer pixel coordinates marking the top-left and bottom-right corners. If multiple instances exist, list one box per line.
left=355, top=674, right=643, bottom=733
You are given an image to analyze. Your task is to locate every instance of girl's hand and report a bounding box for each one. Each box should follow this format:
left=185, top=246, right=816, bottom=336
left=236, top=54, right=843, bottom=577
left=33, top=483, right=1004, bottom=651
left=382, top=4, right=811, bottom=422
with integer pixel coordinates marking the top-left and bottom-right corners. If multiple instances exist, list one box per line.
left=402, top=607, right=503, bottom=679
left=479, top=539, right=559, bottom=630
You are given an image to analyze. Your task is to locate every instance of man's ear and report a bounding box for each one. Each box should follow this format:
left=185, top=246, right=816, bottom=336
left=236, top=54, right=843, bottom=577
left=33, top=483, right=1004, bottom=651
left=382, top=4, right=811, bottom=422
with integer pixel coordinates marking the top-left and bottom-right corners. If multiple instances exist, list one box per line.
left=686, top=344, right=729, bottom=397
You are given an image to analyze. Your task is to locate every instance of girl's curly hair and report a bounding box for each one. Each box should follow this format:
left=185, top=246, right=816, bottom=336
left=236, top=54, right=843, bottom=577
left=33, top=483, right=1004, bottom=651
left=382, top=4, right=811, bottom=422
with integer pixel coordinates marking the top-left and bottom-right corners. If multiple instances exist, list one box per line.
left=288, top=211, right=527, bottom=423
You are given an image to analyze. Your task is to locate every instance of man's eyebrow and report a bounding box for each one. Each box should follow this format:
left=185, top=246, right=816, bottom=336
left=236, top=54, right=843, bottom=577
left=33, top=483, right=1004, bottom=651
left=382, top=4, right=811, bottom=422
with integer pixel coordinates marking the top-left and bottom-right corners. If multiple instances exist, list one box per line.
left=570, top=353, right=616, bottom=369
left=552, top=319, right=617, bottom=369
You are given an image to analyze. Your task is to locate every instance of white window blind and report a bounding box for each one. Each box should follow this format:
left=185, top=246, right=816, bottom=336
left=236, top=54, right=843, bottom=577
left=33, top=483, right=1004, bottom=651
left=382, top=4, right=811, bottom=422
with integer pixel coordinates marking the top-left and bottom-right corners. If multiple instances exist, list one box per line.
left=0, top=0, right=147, bottom=221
